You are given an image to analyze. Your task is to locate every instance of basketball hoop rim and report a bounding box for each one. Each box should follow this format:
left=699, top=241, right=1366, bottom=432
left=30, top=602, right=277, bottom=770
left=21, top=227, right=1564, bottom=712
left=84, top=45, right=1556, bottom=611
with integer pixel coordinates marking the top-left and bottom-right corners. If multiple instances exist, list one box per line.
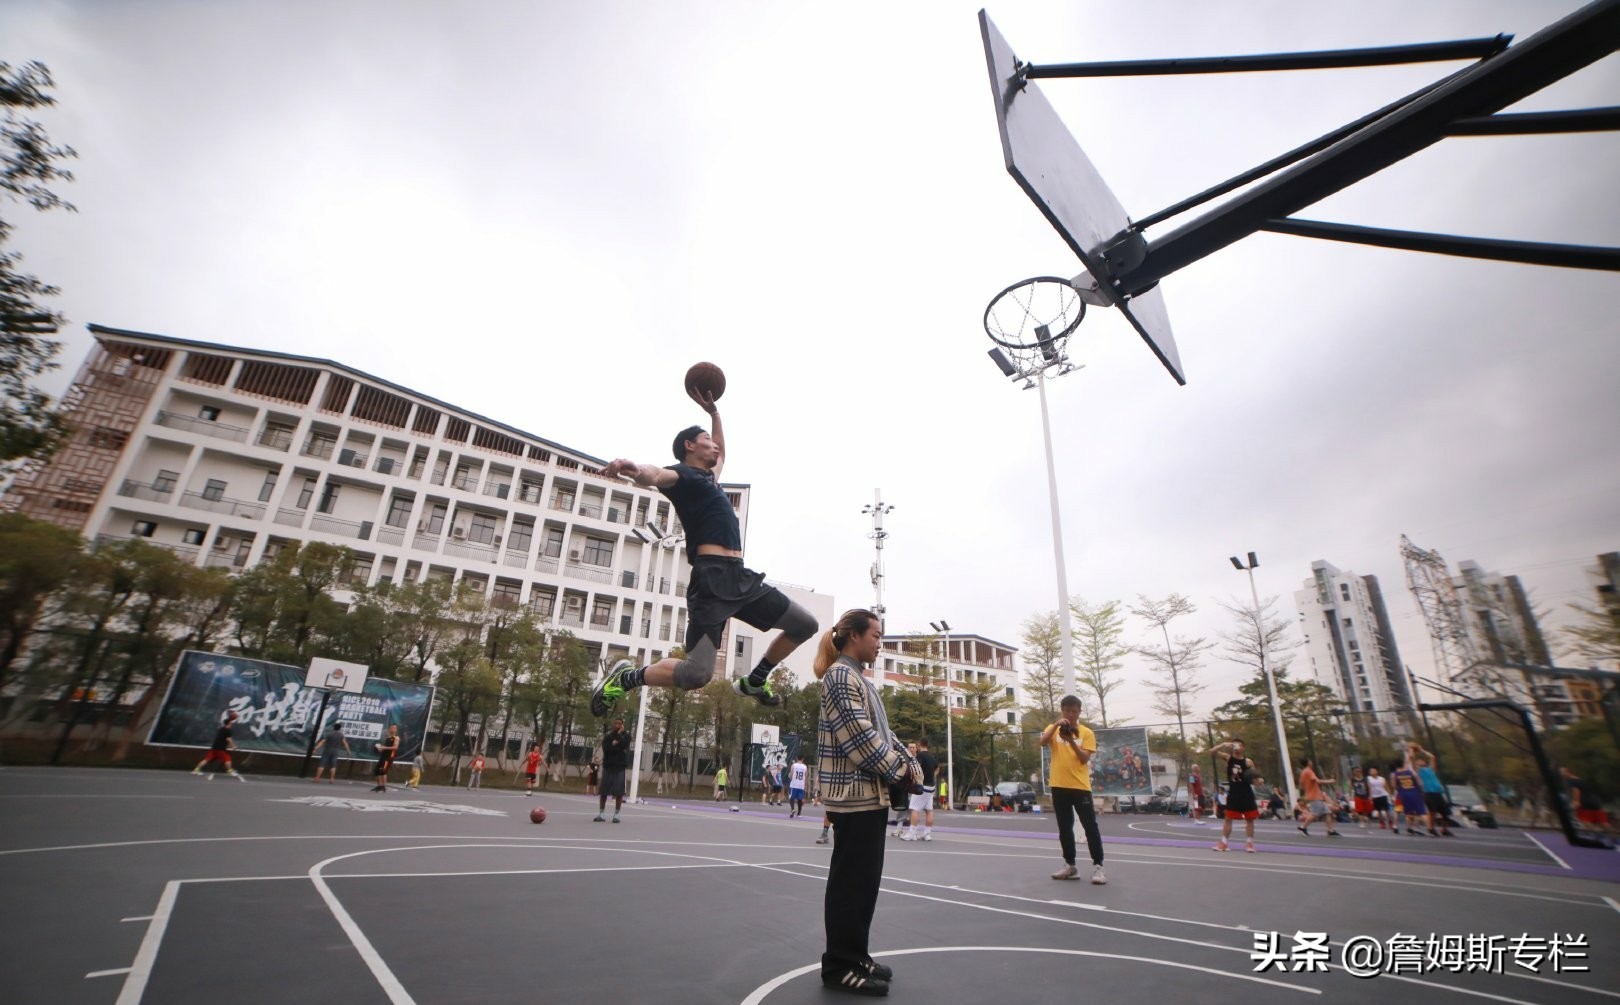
left=982, top=275, right=1087, bottom=350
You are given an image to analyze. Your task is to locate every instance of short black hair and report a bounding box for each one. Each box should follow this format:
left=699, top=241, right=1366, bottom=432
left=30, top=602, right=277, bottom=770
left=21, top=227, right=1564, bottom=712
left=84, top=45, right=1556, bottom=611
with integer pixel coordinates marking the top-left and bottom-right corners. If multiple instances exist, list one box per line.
left=672, top=425, right=705, bottom=462
left=1060, top=694, right=1082, bottom=709
left=332, top=722, right=343, bottom=731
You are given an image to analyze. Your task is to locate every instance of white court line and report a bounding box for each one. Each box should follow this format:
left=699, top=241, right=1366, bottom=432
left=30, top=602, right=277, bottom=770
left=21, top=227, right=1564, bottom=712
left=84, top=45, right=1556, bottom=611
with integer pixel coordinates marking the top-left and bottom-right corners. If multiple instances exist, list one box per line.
left=1605, top=896, right=1620, bottom=916
left=0, top=794, right=193, bottom=800
left=1523, top=831, right=1572, bottom=870
left=119, top=915, right=152, bottom=923
left=739, top=946, right=1319, bottom=1005
left=85, top=968, right=131, bottom=979
left=750, top=863, right=1563, bottom=1005
left=114, top=881, right=178, bottom=1005
left=0, top=833, right=818, bottom=857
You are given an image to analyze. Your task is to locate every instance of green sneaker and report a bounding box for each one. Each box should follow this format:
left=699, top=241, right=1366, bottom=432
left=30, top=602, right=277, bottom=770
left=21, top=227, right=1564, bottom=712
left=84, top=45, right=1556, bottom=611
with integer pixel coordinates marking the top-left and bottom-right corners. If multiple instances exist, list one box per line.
left=732, top=676, right=782, bottom=707
left=591, top=659, right=636, bottom=717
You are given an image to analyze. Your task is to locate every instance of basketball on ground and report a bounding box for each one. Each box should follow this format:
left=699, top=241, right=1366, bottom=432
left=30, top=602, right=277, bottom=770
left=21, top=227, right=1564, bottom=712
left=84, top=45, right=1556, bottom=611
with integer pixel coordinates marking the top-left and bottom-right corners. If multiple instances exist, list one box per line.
left=529, top=806, right=547, bottom=824
left=684, top=362, right=725, bottom=402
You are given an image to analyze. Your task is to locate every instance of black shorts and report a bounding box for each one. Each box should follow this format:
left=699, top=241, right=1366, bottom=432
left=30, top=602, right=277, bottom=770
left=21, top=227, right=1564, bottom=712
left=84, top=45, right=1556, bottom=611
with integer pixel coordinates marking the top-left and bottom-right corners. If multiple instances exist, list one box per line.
left=1423, top=791, right=1449, bottom=815
left=319, top=749, right=339, bottom=769
left=1372, top=795, right=1391, bottom=811
left=685, top=556, right=790, bottom=651
left=601, top=767, right=627, bottom=798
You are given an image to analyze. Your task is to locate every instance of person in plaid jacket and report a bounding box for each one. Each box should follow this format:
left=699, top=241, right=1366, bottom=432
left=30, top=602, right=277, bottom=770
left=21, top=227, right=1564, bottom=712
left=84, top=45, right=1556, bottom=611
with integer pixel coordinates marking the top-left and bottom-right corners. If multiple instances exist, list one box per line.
left=815, top=608, right=920, bottom=997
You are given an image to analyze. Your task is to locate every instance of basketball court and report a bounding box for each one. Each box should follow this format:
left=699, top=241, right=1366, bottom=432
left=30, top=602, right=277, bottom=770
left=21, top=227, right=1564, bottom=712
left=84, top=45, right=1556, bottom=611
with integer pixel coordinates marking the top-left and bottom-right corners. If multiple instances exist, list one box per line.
left=2, top=767, right=1615, bottom=1004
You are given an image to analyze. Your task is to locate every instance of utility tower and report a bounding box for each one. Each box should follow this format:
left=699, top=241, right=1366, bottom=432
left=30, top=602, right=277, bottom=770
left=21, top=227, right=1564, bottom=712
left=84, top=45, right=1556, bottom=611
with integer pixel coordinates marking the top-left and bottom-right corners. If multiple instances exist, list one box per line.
left=1401, top=535, right=1483, bottom=692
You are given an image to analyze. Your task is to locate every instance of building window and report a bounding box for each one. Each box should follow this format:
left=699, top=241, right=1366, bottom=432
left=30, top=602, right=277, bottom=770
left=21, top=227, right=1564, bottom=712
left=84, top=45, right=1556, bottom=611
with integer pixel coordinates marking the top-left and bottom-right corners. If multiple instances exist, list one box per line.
left=317, top=483, right=341, bottom=514
left=1340, top=583, right=1351, bottom=601
left=296, top=478, right=316, bottom=509
left=581, top=536, right=613, bottom=567
left=468, top=513, right=498, bottom=545
left=182, top=528, right=205, bottom=545
left=202, top=478, right=227, bottom=502
left=131, top=521, right=156, bottom=537
left=542, top=527, right=564, bottom=559
left=425, top=504, right=447, bottom=534
left=1007, top=712, right=1016, bottom=725
left=531, top=592, right=555, bottom=618
left=199, top=405, right=221, bottom=421
left=386, top=496, right=412, bottom=528
left=1342, top=617, right=1353, bottom=628
left=258, top=471, right=278, bottom=502
left=152, top=470, right=179, bottom=493
left=1005, top=686, right=1015, bottom=699
left=590, top=598, right=614, bottom=627
left=493, top=581, right=522, bottom=608
left=508, top=521, right=533, bottom=552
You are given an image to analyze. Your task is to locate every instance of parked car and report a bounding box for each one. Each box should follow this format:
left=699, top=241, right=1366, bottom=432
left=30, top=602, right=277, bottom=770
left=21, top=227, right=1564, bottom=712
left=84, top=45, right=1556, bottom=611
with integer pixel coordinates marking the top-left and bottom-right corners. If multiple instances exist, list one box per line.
left=1446, top=784, right=1498, bottom=828
left=994, top=781, right=1038, bottom=811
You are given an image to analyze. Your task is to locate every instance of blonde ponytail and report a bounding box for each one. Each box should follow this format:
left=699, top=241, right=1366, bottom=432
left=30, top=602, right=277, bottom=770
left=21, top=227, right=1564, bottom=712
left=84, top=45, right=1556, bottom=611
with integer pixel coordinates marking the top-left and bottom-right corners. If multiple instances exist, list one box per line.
left=812, top=630, right=839, bottom=678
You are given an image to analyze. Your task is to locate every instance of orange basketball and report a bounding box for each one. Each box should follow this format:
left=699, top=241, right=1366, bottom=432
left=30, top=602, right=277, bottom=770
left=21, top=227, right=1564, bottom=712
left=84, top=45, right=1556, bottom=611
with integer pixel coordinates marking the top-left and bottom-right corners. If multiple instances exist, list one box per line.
left=684, top=362, right=726, bottom=402
left=529, top=806, right=547, bottom=824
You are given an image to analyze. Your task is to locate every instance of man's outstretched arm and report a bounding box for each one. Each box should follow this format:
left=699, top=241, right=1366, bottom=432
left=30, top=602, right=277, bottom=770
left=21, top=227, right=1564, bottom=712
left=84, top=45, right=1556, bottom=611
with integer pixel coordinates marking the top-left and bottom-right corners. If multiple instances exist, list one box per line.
left=602, top=459, right=679, bottom=489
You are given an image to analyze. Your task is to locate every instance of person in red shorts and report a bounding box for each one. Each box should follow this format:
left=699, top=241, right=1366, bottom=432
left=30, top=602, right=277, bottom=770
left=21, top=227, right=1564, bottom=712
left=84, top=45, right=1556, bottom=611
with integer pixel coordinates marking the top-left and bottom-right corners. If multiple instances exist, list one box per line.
left=1349, top=765, right=1373, bottom=828
left=1188, top=763, right=1207, bottom=825
left=1209, top=738, right=1259, bottom=853
left=1562, top=766, right=1614, bottom=835
left=191, top=710, right=243, bottom=780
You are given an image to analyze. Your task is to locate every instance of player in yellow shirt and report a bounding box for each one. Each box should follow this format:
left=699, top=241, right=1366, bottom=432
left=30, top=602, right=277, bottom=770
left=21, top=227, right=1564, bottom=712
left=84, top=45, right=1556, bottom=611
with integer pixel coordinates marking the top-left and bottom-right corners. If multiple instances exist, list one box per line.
left=1040, top=694, right=1106, bottom=884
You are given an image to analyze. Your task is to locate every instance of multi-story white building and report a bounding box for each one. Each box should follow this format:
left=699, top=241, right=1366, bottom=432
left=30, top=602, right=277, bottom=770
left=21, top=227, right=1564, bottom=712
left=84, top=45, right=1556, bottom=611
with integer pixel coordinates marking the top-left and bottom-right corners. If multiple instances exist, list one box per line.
left=878, top=633, right=1021, bottom=726
left=3, top=325, right=806, bottom=679
left=1294, top=560, right=1411, bottom=734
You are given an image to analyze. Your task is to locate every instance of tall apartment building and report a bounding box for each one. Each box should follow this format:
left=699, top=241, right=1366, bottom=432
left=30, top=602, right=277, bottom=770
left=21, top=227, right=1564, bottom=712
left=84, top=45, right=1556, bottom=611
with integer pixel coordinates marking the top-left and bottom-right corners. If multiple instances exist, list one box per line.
left=3, top=325, right=796, bottom=678
left=1294, top=560, right=1411, bottom=733
left=879, top=633, right=1021, bottom=726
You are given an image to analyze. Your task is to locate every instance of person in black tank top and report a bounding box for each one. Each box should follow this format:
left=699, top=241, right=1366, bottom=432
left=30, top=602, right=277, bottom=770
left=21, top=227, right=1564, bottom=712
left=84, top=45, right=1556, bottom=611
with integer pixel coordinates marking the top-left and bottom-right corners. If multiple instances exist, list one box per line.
left=1209, top=739, right=1260, bottom=853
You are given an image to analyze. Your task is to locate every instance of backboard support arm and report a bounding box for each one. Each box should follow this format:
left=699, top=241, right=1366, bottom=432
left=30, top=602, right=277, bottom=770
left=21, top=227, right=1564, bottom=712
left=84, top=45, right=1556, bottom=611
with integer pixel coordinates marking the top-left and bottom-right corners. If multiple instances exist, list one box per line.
left=1260, top=218, right=1620, bottom=270
left=1114, top=0, right=1620, bottom=296
left=1021, top=36, right=1511, bottom=78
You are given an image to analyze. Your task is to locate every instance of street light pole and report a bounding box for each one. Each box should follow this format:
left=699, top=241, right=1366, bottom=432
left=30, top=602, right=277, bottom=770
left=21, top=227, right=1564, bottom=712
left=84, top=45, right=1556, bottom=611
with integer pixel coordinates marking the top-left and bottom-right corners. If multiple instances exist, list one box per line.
left=930, top=619, right=955, bottom=813
left=1231, top=552, right=1298, bottom=813
left=862, top=491, right=894, bottom=687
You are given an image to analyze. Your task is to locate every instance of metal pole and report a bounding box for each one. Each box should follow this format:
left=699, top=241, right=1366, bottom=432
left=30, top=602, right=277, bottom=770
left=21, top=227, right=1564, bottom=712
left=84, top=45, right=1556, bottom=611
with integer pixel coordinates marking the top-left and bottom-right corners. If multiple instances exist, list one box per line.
left=1246, top=563, right=1298, bottom=812
left=628, top=683, right=649, bottom=804
left=1036, top=370, right=1076, bottom=696
left=943, top=628, right=955, bottom=815
left=300, top=689, right=332, bottom=779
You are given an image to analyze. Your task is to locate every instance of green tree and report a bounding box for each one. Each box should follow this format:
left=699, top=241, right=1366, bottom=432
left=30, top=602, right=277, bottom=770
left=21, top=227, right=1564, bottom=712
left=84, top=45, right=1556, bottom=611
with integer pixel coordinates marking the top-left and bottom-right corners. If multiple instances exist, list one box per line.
left=1560, top=596, right=1620, bottom=670
left=0, top=512, right=81, bottom=689
left=1131, top=593, right=1211, bottom=766
left=1, top=61, right=77, bottom=468
left=44, top=540, right=143, bottom=763
left=1072, top=597, right=1129, bottom=728
left=1019, top=611, right=1062, bottom=720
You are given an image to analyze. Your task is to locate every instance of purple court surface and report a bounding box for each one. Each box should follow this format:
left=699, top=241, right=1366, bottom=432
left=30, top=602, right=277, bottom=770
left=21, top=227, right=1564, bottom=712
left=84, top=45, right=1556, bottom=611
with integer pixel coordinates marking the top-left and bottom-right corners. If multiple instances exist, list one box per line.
left=3, top=767, right=1616, bottom=1004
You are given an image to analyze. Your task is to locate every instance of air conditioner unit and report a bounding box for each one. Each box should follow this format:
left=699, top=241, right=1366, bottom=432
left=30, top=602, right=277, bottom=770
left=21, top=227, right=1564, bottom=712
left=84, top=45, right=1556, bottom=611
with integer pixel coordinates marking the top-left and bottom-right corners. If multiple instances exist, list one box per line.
left=452, top=527, right=466, bottom=540
left=496, top=484, right=509, bottom=499
left=568, top=549, right=580, bottom=562
left=607, top=507, right=621, bottom=522
left=212, top=538, right=230, bottom=551
left=377, top=458, right=395, bottom=474
left=493, top=535, right=502, bottom=548
left=338, top=448, right=357, bottom=466
left=417, top=521, right=427, bottom=532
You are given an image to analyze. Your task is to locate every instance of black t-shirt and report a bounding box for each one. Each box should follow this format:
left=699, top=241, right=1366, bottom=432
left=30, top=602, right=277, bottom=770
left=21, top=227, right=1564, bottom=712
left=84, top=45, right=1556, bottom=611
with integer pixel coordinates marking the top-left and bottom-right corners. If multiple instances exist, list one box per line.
left=210, top=724, right=231, bottom=751
left=916, top=751, right=938, bottom=788
left=602, top=729, right=632, bottom=769
left=1225, top=754, right=1257, bottom=811
left=659, top=463, right=740, bottom=561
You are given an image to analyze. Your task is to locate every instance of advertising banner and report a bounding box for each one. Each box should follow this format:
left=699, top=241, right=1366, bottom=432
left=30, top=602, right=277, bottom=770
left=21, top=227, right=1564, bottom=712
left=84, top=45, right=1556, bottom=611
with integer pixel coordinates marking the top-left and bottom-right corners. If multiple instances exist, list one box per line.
left=147, top=650, right=435, bottom=760
left=1088, top=726, right=1154, bottom=797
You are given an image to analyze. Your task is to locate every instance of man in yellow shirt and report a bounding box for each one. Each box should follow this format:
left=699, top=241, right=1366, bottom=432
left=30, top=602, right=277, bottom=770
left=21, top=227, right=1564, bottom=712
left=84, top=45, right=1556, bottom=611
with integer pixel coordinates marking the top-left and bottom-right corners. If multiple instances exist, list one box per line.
left=1040, top=694, right=1106, bottom=884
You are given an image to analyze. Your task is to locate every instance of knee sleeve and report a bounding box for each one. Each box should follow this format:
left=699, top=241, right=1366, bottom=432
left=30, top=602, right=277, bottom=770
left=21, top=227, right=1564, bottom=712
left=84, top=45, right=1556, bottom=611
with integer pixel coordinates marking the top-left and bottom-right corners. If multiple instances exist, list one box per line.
left=772, top=601, right=819, bottom=644
left=672, top=636, right=719, bottom=690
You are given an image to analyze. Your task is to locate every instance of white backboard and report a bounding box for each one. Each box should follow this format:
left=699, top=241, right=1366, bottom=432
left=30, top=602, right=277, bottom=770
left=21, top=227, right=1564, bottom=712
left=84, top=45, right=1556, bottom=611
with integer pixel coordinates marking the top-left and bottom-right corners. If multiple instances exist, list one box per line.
left=306, top=657, right=369, bottom=694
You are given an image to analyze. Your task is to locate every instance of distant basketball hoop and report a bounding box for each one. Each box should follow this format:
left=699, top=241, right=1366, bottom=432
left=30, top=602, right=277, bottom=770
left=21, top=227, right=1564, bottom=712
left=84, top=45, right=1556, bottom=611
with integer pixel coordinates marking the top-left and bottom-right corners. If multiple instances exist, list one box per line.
left=306, top=657, right=369, bottom=694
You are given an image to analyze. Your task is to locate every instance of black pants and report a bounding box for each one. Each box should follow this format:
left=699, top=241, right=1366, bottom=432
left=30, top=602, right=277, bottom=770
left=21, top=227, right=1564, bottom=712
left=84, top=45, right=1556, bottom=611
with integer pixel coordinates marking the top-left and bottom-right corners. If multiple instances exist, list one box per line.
left=1052, top=787, right=1104, bottom=867
left=822, top=807, right=888, bottom=976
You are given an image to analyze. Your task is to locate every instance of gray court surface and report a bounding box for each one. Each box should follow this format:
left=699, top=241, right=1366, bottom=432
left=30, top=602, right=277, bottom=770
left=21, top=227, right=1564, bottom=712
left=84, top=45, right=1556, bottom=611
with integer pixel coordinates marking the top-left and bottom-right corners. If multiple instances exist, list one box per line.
left=3, top=767, right=1616, bottom=1004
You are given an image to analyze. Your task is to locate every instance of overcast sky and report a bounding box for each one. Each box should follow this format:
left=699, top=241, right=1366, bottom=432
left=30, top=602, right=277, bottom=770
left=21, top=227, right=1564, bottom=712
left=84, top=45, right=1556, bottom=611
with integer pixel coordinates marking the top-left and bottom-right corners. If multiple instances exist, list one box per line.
left=7, top=1, right=1617, bottom=725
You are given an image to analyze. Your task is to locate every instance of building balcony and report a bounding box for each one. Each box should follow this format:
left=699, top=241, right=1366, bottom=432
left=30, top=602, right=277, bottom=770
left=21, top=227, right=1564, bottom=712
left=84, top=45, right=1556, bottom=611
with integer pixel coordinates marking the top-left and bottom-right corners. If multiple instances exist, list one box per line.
left=302, top=439, right=336, bottom=460
left=309, top=513, right=371, bottom=540
left=482, top=482, right=512, bottom=500
left=376, top=527, right=406, bottom=547
left=204, top=550, right=247, bottom=570
left=535, top=555, right=560, bottom=575
left=579, top=503, right=603, bottom=519
left=94, top=533, right=199, bottom=563
left=675, top=582, right=686, bottom=598
left=558, top=611, right=586, bottom=629
left=180, top=491, right=267, bottom=520
left=563, top=561, right=613, bottom=585
left=413, top=531, right=442, bottom=551
left=274, top=507, right=306, bottom=527
left=658, top=626, right=672, bottom=641
left=450, top=473, right=478, bottom=492
left=589, top=615, right=613, bottom=629
left=118, top=480, right=175, bottom=504
left=503, top=548, right=530, bottom=569
left=155, top=411, right=249, bottom=442
left=548, top=495, right=574, bottom=512
left=444, top=538, right=499, bottom=562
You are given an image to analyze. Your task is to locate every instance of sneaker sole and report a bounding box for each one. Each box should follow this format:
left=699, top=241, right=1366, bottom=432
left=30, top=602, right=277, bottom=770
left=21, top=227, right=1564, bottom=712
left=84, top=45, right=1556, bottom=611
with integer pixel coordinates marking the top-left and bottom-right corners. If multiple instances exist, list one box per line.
left=731, top=678, right=783, bottom=706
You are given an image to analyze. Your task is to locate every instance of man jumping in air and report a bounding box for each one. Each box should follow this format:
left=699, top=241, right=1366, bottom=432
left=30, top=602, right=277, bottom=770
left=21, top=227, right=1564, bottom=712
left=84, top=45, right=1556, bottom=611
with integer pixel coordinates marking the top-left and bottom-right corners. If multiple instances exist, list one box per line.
left=590, top=389, right=819, bottom=716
